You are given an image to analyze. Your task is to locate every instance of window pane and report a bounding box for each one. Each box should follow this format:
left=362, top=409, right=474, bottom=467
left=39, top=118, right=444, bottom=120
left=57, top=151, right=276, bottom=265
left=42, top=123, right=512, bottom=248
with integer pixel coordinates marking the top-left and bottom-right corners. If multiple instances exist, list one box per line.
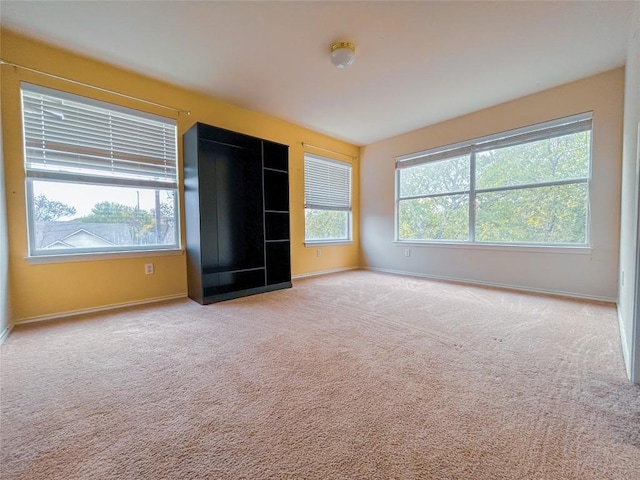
left=476, top=131, right=591, bottom=189
left=305, top=209, right=349, bottom=241
left=475, top=183, right=588, bottom=244
left=399, top=155, right=470, bottom=198
left=398, top=195, right=469, bottom=241
left=31, top=180, right=177, bottom=253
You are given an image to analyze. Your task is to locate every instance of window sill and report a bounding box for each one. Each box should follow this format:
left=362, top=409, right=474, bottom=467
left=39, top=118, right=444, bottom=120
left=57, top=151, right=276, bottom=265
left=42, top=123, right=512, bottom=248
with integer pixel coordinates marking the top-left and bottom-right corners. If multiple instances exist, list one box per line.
left=393, top=241, right=593, bottom=255
left=305, top=240, right=353, bottom=247
left=26, top=248, right=185, bottom=265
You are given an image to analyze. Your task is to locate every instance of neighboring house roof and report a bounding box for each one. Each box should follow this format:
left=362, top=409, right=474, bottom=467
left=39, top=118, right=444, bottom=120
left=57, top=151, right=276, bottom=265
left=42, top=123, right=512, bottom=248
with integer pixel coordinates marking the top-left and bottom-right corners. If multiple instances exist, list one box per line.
left=35, top=221, right=132, bottom=249
left=44, top=229, right=117, bottom=249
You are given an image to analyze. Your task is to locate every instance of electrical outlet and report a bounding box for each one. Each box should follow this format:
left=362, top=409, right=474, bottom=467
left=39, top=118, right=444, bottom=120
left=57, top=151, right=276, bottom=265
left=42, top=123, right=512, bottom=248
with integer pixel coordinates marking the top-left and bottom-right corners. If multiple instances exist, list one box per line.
left=404, top=248, right=411, bottom=257
left=145, top=263, right=154, bottom=275
left=621, top=270, right=625, bottom=287
left=316, top=249, right=322, bottom=257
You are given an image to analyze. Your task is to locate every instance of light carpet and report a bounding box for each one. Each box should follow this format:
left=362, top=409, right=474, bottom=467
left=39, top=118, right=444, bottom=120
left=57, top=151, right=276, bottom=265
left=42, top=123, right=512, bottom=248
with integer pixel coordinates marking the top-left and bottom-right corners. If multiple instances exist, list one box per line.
left=1, top=270, right=639, bottom=479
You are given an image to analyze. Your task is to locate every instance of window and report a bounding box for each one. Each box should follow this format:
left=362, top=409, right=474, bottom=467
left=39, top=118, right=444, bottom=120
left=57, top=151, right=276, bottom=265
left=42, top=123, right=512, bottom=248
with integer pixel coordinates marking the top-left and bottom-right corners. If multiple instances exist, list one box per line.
left=396, top=113, right=592, bottom=245
left=304, top=154, right=352, bottom=243
left=21, top=83, right=179, bottom=257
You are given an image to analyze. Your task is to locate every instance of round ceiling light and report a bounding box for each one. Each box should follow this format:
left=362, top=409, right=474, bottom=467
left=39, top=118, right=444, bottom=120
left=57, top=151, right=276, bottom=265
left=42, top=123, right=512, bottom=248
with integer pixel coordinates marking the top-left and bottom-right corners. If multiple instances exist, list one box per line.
left=330, top=42, right=356, bottom=68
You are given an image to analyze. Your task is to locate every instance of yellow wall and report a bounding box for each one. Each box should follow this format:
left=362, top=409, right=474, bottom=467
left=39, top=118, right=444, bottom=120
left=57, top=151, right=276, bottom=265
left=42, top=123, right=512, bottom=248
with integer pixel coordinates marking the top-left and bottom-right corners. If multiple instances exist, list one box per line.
left=0, top=29, right=360, bottom=323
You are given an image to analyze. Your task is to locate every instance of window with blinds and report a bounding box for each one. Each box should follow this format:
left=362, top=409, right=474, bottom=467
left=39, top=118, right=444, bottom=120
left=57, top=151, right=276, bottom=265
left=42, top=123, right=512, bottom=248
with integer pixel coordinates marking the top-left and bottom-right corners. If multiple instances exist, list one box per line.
left=304, top=154, right=352, bottom=242
left=21, top=83, right=179, bottom=257
left=396, top=112, right=592, bottom=245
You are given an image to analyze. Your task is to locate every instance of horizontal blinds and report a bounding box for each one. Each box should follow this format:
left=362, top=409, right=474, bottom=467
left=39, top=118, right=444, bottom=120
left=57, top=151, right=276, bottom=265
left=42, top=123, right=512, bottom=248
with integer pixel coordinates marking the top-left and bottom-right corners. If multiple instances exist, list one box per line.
left=22, top=83, right=177, bottom=188
left=396, top=146, right=473, bottom=169
left=304, top=154, right=352, bottom=211
left=475, top=118, right=592, bottom=153
left=396, top=112, right=592, bottom=170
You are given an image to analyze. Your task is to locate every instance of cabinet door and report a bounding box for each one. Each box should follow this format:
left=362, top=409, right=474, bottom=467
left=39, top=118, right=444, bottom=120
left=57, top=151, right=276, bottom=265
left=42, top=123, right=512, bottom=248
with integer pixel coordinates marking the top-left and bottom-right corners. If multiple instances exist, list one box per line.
left=199, top=139, right=265, bottom=273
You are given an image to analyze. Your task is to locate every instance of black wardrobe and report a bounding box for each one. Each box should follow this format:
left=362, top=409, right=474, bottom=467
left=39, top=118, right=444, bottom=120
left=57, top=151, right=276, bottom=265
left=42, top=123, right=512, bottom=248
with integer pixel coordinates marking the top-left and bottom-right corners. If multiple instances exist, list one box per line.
left=183, top=122, right=291, bottom=304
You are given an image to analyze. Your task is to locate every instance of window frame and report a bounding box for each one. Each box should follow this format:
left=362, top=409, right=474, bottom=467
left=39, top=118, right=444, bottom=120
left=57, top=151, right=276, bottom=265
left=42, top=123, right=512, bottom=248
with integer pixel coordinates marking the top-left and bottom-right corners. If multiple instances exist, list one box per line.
left=395, top=112, right=593, bottom=247
left=304, top=153, right=353, bottom=245
left=21, top=82, right=181, bottom=258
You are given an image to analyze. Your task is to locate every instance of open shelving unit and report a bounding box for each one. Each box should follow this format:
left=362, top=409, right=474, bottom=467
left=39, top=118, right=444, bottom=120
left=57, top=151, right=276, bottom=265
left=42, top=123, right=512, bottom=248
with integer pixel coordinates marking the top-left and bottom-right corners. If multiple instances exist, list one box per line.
left=183, top=122, right=291, bottom=304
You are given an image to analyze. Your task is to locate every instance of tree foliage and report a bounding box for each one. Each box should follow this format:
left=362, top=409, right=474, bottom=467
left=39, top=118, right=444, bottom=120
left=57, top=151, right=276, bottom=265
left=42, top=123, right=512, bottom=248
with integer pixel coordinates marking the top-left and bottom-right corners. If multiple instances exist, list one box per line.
left=398, top=131, right=590, bottom=244
left=153, top=198, right=175, bottom=244
left=305, top=209, right=349, bottom=241
left=80, top=201, right=153, bottom=244
left=79, top=198, right=175, bottom=246
left=33, top=194, right=77, bottom=222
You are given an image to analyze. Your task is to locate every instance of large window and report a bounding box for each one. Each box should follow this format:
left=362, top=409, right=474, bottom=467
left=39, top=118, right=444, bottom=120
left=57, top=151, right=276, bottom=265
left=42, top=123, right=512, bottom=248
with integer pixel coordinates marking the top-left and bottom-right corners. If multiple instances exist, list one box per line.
left=22, top=83, right=179, bottom=257
left=396, top=113, right=592, bottom=245
left=304, top=154, right=352, bottom=243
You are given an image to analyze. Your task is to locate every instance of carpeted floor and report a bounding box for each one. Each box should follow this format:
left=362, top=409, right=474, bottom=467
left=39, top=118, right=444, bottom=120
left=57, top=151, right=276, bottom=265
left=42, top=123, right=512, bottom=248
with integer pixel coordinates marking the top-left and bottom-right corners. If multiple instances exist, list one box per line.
left=1, top=270, right=639, bottom=479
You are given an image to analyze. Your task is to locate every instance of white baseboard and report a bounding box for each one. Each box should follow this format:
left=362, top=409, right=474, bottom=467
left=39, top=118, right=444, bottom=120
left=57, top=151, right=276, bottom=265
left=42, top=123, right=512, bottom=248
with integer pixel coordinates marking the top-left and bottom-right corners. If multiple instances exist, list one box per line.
left=14, top=293, right=188, bottom=326
left=0, top=324, right=13, bottom=345
left=292, top=266, right=359, bottom=280
left=617, top=304, right=633, bottom=381
left=365, top=267, right=617, bottom=303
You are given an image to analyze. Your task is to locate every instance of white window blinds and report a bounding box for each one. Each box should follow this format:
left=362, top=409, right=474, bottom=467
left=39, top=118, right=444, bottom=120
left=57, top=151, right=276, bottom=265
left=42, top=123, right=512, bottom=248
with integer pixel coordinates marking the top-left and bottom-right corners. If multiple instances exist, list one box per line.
left=395, top=112, right=592, bottom=169
left=304, top=154, right=352, bottom=211
left=21, top=83, right=177, bottom=188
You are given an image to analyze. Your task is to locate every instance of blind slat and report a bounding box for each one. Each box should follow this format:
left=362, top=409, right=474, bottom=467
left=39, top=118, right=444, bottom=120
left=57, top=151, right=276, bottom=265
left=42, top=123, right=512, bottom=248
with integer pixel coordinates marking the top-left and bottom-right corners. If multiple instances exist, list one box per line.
left=22, top=84, right=177, bottom=187
left=396, top=113, right=592, bottom=169
left=475, top=119, right=592, bottom=153
left=25, top=137, right=176, bottom=164
left=25, top=151, right=177, bottom=178
left=24, top=123, right=176, bottom=152
left=304, top=154, right=352, bottom=210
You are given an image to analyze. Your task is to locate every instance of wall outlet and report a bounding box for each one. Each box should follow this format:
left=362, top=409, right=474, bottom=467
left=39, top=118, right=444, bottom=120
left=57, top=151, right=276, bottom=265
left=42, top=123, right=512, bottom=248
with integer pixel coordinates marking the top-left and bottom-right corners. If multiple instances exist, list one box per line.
left=621, top=270, right=625, bottom=287
left=316, top=249, right=322, bottom=257
left=404, top=248, right=411, bottom=257
left=145, top=263, right=154, bottom=275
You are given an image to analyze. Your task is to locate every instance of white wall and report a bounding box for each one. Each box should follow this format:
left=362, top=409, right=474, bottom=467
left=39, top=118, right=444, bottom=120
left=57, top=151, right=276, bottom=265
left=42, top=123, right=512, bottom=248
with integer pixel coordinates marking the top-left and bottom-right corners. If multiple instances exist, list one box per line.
left=618, top=3, right=640, bottom=384
left=360, top=69, right=624, bottom=302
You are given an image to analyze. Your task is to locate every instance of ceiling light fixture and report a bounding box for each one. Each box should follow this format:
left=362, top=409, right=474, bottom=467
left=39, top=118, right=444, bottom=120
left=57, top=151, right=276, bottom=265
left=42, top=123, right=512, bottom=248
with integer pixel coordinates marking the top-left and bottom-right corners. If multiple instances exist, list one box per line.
left=330, top=42, right=356, bottom=69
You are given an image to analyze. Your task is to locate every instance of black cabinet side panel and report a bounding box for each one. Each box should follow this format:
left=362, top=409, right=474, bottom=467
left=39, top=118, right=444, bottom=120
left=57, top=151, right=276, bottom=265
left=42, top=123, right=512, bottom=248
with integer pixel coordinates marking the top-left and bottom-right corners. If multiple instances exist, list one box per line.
left=183, top=125, right=204, bottom=303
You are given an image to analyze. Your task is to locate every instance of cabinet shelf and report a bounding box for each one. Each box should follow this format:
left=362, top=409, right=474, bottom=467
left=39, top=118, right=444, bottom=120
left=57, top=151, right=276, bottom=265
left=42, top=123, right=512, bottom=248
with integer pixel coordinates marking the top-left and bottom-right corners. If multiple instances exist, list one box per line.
left=203, top=266, right=265, bottom=275
left=264, top=166, right=288, bottom=174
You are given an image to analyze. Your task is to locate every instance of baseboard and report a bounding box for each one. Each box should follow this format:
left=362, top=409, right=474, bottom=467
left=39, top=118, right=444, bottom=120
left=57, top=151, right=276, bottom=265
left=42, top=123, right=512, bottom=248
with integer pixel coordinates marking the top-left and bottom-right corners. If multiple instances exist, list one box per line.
left=617, top=304, right=633, bottom=381
left=365, top=267, right=617, bottom=303
left=0, top=324, right=13, bottom=345
left=292, top=266, right=359, bottom=280
left=14, top=293, right=188, bottom=326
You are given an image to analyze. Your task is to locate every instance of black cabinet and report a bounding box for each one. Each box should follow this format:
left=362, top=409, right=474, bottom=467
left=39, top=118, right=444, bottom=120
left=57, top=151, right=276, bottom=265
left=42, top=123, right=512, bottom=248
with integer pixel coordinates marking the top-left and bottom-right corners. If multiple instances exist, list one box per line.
left=183, top=123, right=291, bottom=304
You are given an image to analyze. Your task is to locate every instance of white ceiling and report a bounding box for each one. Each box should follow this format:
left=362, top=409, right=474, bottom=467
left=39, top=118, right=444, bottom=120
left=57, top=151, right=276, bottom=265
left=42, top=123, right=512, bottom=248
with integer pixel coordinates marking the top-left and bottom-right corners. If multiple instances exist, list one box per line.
left=0, top=1, right=635, bottom=146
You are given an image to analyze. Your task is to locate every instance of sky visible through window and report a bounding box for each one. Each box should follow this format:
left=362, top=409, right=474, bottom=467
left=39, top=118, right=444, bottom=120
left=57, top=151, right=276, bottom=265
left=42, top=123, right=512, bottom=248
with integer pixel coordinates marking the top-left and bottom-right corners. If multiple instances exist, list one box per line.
left=34, top=181, right=162, bottom=218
